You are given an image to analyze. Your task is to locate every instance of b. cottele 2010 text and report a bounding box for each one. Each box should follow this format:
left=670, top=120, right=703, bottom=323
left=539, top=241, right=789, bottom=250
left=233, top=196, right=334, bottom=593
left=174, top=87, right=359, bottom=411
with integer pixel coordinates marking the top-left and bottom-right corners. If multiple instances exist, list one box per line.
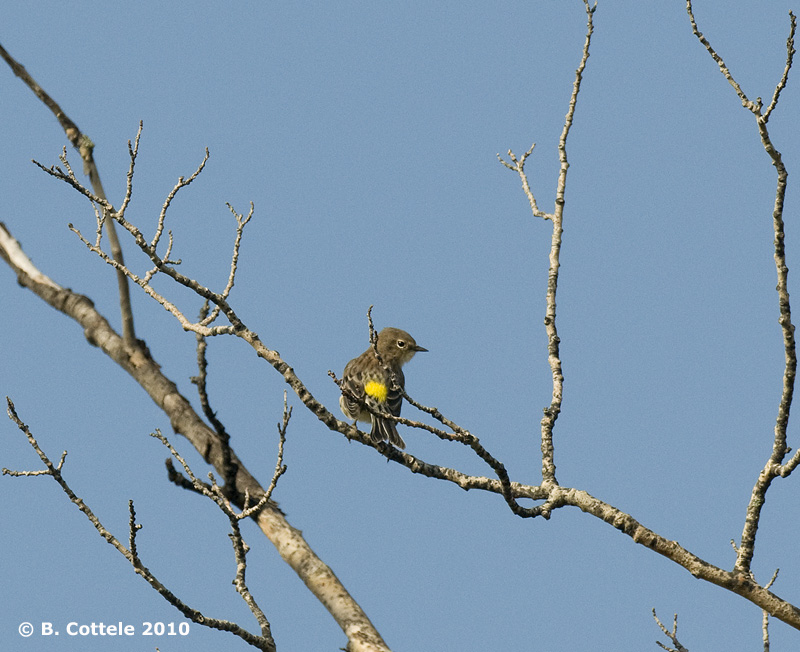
left=40, top=621, right=190, bottom=636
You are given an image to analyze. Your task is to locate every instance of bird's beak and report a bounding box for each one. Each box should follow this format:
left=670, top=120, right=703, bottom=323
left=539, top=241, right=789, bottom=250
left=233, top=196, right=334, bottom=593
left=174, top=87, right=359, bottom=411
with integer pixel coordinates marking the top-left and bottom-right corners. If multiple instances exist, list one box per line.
left=414, top=345, right=428, bottom=352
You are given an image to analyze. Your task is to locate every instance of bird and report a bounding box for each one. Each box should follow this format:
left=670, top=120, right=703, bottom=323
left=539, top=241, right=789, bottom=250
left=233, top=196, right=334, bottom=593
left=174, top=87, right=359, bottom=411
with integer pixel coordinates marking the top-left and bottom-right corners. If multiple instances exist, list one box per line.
left=339, top=327, right=427, bottom=448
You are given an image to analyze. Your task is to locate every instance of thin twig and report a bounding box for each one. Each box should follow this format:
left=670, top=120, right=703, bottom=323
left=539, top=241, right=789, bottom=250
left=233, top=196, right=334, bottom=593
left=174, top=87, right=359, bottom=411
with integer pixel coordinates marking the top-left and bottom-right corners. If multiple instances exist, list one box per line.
left=191, top=300, right=238, bottom=491
left=762, top=569, right=780, bottom=652
left=496, top=144, right=550, bottom=219
left=263, top=392, right=290, bottom=504
left=764, top=12, right=796, bottom=122
left=686, top=1, right=758, bottom=112
left=152, top=148, right=210, bottom=251
left=118, top=122, right=142, bottom=218
left=129, top=500, right=142, bottom=565
left=653, top=609, right=690, bottom=652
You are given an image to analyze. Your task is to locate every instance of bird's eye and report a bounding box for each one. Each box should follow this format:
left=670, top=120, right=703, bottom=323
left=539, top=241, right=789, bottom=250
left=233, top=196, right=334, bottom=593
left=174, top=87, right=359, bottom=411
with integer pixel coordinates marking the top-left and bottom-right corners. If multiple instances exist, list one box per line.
left=397, top=340, right=406, bottom=348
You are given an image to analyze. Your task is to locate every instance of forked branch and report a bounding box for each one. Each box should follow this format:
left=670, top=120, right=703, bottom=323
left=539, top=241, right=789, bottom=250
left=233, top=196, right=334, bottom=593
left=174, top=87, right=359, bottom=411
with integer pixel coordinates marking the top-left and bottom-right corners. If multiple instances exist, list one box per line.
left=686, top=0, right=799, bottom=576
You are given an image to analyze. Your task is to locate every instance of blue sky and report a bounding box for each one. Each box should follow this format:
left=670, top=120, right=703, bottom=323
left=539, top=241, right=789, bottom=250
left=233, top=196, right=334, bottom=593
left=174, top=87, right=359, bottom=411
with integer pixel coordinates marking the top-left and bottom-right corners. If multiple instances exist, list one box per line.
left=2, top=1, right=799, bottom=650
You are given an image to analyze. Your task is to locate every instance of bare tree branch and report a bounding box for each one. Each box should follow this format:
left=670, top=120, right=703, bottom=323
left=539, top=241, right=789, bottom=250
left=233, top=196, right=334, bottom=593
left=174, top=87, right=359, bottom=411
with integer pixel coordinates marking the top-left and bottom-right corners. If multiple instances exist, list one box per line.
left=498, top=0, right=595, bottom=486
left=686, top=0, right=799, bottom=578
left=151, top=429, right=276, bottom=642
left=0, top=41, right=136, bottom=346
left=3, top=399, right=276, bottom=651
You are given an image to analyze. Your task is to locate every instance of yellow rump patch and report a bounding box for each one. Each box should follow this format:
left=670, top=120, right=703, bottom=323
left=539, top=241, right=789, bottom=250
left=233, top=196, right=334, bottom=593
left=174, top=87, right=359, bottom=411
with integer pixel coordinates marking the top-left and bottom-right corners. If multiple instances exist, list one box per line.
left=364, top=380, right=388, bottom=403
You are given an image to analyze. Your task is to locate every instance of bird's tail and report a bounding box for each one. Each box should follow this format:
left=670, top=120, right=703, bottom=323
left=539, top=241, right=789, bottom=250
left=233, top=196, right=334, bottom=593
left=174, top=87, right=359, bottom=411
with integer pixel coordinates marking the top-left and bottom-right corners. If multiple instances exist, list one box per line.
left=371, top=416, right=406, bottom=449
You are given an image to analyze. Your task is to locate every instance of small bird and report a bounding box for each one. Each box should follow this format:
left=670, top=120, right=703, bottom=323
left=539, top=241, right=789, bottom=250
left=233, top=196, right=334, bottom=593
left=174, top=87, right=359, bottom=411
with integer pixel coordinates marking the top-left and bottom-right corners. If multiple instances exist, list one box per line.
left=339, top=327, right=427, bottom=448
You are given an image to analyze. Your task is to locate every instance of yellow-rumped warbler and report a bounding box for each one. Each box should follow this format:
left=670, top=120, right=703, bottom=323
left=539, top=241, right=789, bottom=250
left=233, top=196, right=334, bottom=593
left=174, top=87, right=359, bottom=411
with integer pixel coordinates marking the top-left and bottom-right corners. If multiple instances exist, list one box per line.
left=339, top=327, right=427, bottom=448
